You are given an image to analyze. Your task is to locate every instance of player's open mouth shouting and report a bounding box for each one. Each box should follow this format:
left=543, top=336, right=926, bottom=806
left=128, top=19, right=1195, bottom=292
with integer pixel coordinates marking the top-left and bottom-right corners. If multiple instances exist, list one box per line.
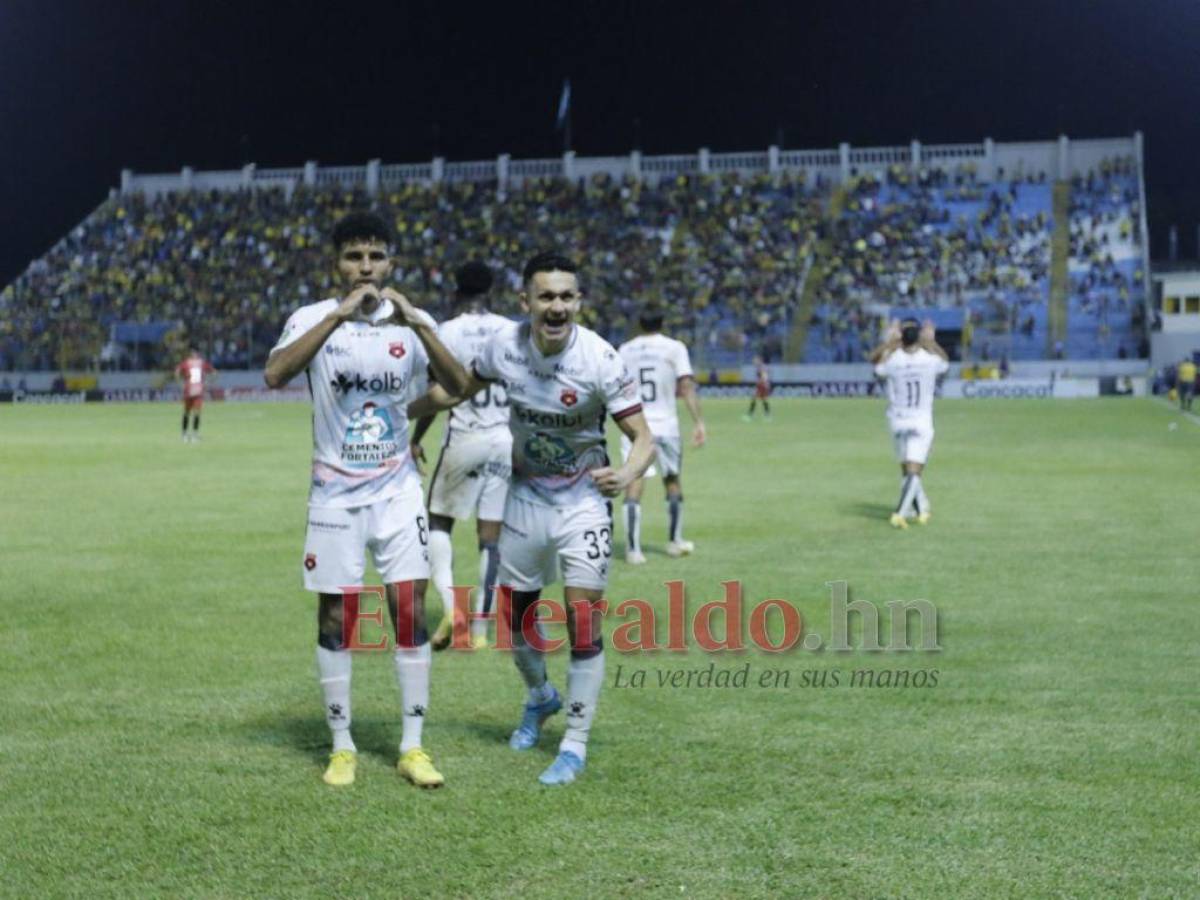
left=525, top=269, right=581, bottom=352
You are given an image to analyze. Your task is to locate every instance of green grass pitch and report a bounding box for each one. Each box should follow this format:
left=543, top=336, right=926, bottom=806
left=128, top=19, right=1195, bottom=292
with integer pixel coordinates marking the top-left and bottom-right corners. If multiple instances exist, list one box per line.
left=2, top=397, right=1197, bottom=897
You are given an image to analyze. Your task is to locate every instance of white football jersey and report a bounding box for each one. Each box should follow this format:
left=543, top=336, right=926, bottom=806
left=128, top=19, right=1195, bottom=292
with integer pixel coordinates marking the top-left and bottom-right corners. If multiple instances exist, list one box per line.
left=618, top=332, right=694, bottom=439
left=875, top=347, right=950, bottom=427
left=272, top=298, right=434, bottom=508
left=472, top=322, right=641, bottom=506
left=437, top=309, right=512, bottom=434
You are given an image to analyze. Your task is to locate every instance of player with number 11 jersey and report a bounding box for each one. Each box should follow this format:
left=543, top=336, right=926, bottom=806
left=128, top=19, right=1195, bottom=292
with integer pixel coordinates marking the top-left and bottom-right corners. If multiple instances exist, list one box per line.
left=871, top=317, right=950, bottom=529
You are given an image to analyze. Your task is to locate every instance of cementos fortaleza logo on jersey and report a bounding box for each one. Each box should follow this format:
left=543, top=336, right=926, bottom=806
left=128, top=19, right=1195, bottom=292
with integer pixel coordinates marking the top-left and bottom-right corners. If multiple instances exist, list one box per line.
left=523, top=431, right=577, bottom=474
left=330, top=371, right=408, bottom=395
left=340, top=402, right=400, bottom=467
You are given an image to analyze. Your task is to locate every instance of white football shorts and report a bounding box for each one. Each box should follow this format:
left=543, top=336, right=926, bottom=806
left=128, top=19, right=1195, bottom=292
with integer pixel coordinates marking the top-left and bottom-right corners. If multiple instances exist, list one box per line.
left=427, top=427, right=512, bottom=521
left=302, top=481, right=431, bottom=592
left=498, top=492, right=614, bottom=592
left=620, top=433, right=682, bottom=479
left=890, top=422, right=935, bottom=465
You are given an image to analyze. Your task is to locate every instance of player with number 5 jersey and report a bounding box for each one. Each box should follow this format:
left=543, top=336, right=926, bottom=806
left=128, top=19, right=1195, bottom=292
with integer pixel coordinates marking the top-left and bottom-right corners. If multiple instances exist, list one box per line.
left=409, top=251, right=657, bottom=787
left=870, top=317, right=950, bottom=529
left=617, top=306, right=706, bottom=563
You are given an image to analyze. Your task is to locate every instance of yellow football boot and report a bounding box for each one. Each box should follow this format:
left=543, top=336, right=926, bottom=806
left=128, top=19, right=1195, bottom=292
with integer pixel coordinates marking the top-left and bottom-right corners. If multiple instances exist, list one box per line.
left=398, top=748, right=444, bottom=788
left=322, top=750, right=357, bottom=786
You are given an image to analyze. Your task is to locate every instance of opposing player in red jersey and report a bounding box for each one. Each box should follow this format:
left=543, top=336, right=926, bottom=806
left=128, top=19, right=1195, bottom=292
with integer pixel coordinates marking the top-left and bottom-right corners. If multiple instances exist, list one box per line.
left=175, top=348, right=215, bottom=442
left=744, top=355, right=771, bottom=421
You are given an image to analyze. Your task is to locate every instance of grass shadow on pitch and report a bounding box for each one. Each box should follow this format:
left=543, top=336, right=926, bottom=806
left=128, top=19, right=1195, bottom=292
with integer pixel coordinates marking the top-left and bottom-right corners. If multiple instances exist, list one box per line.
left=239, top=713, right=400, bottom=765
left=845, top=501, right=895, bottom=522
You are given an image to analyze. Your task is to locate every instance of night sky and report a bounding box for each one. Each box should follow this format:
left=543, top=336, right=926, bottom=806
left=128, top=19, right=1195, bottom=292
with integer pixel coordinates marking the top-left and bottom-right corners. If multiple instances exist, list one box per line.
left=2, top=0, right=1197, bottom=284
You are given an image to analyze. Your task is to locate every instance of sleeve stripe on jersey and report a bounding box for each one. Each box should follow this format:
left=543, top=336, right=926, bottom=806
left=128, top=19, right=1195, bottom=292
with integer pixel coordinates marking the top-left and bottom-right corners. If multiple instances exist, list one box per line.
left=470, top=361, right=497, bottom=384
left=612, top=403, right=643, bottom=421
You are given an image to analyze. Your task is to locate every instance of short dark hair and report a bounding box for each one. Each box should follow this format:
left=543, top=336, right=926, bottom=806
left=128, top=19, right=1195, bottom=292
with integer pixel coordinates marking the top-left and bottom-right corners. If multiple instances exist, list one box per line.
left=900, top=317, right=921, bottom=346
left=522, top=251, right=577, bottom=285
left=455, top=261, right=494, bottom=297
left=639, top=307, right=664, bottom=332
left=331, top=211, right=393, bottom=251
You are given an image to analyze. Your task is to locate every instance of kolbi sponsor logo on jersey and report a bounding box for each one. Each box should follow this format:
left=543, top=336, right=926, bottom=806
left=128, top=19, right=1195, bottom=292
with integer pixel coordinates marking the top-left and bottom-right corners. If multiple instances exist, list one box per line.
left=514, top=404, right=586, bottom=428
left=330, top=370, right=409, bottom=395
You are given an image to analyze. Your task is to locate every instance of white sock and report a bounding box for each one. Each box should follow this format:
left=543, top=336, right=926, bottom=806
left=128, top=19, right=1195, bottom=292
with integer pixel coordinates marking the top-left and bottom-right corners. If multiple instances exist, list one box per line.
left=897, top=474, right=920, bottom=518
left=428, top=529, right=455, bottom=619
left=316, top=646, right=355, bottom=753
left=560, top=651, right=605, bottom=761
left=625, top=501, right=642, bottom=554
left=475, top=542, right=499, bottom=640
left=393, top=643, right=431, bottom=753
left=914, top=476, right=930, bottom=515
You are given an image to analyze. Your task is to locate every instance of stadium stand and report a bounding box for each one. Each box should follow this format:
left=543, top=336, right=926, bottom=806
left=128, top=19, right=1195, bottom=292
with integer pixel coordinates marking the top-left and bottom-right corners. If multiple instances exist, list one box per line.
left=0, top=137, right=1150, bottom=372
left=806, top=163, right=1053, bottom=362
left=1066, top=156, right=1147, bottom=359
left=0, top=173, right=821, bottom=371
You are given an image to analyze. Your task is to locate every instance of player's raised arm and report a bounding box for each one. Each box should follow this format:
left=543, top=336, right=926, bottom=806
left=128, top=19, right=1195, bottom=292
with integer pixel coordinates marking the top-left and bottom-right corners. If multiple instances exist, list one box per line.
left=919, top=319, right=950, bottom=361
left=678, top=375, right=707, bottom=447
left=381, top=288, right=471, bottom=397
left=869, top=318, right=903, bottom=365
left=264, top=286, right=373, bottom=388
left=406, top=375, right=489, bottom=419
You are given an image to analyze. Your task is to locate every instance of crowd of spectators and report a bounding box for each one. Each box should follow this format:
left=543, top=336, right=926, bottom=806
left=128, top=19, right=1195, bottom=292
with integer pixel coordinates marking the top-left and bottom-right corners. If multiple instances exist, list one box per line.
left=807, top=162, right=1053, bottom=362
left=1067, top=156, right=1146, bottom=358
left=0, top=171, right=821, bottom=371
left=0, top=155, right=1150, bottom=371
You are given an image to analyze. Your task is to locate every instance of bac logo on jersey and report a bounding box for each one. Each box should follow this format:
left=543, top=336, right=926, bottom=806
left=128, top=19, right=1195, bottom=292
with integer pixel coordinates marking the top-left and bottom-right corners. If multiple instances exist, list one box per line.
left=560, top=388, right=578, bottom=407
left=304, top=553, right=317, bottom=571
left=388, top=342, right=406, bottom=359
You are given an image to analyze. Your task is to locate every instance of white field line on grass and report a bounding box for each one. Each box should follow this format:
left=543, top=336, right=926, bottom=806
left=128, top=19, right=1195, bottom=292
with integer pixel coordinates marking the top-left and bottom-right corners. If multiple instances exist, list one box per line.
left=1151, top=395, right=1200, bottom=427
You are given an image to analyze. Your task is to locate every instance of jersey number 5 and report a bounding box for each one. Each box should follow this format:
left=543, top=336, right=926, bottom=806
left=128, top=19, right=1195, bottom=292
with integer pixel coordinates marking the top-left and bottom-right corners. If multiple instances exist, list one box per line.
left=638, top=367, right=657, bottom=403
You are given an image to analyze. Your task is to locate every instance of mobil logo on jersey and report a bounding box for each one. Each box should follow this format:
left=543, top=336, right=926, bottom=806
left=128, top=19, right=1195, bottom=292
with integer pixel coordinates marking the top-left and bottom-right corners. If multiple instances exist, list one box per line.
left=329, top=370, right=408, bottom=395
left=341, top=401, right=400, bottom=467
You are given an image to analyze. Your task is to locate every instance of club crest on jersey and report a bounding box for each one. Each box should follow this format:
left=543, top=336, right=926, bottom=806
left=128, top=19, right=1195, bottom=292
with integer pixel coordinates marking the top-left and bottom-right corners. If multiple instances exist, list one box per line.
left=560, top=388, right=578, bottom=407
left=304, top=553, right=317, bottom=571
left=388, top=341, right=406, bottom=359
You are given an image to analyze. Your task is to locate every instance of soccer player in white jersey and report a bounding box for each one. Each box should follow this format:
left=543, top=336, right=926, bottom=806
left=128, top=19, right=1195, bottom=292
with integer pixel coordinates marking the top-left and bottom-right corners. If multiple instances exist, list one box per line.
left=410, top=262, right=512, bottom=651
left=264, top=212, right=470, bottom=788
left=617, top=307, right=707, bottom=563
left=409, top=251, right=656, bottom=786
left=870, top=317, right=950, bottom=529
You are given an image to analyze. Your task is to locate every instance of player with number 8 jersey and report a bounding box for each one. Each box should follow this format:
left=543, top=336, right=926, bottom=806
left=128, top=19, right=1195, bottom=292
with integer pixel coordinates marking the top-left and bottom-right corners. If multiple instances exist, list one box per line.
left=264, top=212, right=472, bottom=789
left=409, top=251, right=657, bottom=786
